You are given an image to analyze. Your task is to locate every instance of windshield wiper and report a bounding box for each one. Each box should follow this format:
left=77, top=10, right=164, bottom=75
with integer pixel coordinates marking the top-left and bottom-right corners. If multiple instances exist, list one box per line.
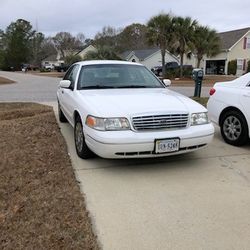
left=80, top=85, right=115, bottom=89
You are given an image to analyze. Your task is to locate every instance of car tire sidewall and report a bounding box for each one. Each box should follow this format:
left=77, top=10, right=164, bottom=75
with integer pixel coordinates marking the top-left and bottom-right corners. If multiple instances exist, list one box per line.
left=220, top=110, right=248, bottom=146
left=74, top=117, right=94, bottom=159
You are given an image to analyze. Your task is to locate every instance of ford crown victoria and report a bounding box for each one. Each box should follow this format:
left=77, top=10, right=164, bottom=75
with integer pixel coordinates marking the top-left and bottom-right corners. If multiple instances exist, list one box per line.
left=57, top=60, right=214, bottom=159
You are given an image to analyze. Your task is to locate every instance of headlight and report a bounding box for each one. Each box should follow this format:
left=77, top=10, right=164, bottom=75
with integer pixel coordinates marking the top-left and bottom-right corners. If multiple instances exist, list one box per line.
left=86, top=115, right=130, bottom=131
left=191, top=112, right=209, bottom=125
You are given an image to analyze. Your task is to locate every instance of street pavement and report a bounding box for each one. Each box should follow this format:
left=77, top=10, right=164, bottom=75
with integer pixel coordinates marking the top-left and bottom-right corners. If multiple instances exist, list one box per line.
left=0, top=71, right=59, bottom=102
left=0, top=71, right=211, bottom=103
left=1, top=71, right=250, bottom=249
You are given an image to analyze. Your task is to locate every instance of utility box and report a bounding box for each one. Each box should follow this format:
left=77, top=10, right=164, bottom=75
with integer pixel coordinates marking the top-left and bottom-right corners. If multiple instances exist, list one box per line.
left=192, top=69, right=204, bottom=97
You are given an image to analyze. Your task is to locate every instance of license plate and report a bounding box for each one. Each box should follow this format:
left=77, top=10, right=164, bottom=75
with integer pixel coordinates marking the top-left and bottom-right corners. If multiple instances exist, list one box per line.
left=155, top=139, right=180, bottom=154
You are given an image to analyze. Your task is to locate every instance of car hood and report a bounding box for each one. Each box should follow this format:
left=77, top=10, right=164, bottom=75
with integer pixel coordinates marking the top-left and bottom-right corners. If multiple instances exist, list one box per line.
left=78, top=88, right=207, bottom=117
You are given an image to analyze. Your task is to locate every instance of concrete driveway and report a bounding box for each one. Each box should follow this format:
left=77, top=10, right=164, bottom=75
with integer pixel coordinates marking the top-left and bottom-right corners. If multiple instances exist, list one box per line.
left=1, top=71, right=250, bottom=249
left=58, top=118, right=250, bottom=250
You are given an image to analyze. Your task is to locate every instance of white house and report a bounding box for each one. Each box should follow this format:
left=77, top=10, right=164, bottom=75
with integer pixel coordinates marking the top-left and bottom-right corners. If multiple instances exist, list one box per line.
left=41, top=45, right=97, bottom=67
left=41, top=54, right=64, bottom=68
left=121, top=48, right=179, bottom=70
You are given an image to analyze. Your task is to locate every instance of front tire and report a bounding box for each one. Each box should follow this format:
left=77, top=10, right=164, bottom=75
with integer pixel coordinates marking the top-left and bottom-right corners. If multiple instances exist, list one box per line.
left=74, top=116, right=94, bottom=159
left=220, top=110, right=248, bottom=146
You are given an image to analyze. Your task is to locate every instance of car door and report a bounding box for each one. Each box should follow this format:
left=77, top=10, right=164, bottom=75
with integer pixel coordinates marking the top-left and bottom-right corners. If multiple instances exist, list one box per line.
left=60, top=64, right=80, bottom=124
left=240, top=81, right=250, bottom=125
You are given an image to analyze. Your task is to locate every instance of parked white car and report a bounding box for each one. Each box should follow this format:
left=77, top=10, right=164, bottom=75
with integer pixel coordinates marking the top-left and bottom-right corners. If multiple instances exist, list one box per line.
left=57, top=60, right=214, bottom=159
left=207, top=73, right=250, bottom=146
left=44, top=64, right=54, bottom=71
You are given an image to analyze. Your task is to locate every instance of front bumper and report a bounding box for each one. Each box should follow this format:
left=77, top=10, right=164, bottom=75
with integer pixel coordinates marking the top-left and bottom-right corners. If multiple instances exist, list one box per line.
left=84, top=123, right=214, bottom=159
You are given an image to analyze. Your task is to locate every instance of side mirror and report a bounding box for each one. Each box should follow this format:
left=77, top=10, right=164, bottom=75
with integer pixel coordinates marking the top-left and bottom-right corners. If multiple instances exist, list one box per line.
left=162, top=79, right=171, bottom=87
left=59, top=80, right=71, bottom=89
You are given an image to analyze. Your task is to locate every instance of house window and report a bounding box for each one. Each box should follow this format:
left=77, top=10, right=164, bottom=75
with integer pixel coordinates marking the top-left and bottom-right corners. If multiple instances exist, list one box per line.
left=237, top=59, right=244, bottom=70
left=247, top=38, right=250, bottom=49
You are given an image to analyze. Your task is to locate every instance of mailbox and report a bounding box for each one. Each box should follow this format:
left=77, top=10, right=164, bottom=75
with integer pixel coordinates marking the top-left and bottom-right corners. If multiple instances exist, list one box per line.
left=192, top=68, right=204, bottom=97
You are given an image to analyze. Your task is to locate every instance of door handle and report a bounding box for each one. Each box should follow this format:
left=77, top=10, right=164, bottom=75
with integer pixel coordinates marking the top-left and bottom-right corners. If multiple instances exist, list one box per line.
left=61, top=90, right=64, bottom=94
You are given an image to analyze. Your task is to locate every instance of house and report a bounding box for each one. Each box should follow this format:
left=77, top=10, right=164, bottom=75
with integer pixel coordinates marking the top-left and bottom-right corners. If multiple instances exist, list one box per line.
left=41, top=45, right=97, bottom=68
left=184, top=27, right=250, bottom=75
left=41, top=54, right=64, bottom=69
left=121, top=48, right=179, bottom=70
left=76, top=45, right=97, bottom=58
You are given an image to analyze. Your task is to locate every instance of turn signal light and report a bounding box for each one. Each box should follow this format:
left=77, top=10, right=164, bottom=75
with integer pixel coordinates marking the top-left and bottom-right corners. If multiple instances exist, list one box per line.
left=86, top=116, right=96, bottom=127
left=209, top=88, right=216, bottom=96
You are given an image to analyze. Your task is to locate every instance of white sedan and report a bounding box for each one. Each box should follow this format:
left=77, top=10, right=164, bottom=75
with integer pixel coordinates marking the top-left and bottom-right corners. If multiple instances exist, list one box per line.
left=207, top=73, right=250, bottom=146
left=57, top=60, right=214, bottom=159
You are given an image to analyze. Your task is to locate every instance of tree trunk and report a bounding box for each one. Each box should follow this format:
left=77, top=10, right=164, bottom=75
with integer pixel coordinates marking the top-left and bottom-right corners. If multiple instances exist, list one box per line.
left=196, top=56, right=202, bottom=68
left=180, top=53, right=184, bottom=78
left=60, top=49, right=65, bottom=59
left=161, top=47, right=166, bottom=76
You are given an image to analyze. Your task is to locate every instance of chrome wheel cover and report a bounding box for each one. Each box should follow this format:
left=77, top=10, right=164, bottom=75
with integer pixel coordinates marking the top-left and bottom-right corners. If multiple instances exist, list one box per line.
left=75, top=122, right=83, bottom=152
left=223, top=115, right=242, bottom=141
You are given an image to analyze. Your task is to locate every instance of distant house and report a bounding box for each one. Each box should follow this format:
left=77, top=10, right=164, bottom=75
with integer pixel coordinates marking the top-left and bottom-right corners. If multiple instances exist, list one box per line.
left=41, top=45, right=97, bottom=68
left=121, top=48, right=179, bottom=70
left=76, top=45, right=97, bottom=58
left=41, top=54, right=64, bottom=69
left=184, top=27, right=250, bottom=75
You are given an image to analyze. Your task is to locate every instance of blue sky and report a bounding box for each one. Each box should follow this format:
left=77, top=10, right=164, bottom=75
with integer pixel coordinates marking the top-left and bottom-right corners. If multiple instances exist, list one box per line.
left=0, top=0, right=249, bottom=38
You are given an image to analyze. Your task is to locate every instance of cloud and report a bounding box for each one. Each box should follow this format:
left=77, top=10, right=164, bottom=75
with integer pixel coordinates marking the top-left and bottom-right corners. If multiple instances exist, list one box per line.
left=0, top=0, right=249, bottom=37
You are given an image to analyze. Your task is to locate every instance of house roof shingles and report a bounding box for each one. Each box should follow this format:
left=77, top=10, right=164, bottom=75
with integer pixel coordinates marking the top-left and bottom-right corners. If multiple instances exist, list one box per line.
left=132, top=48, right=159, bottom=60
left=122, top=48, right=159, bottom=60
left=218, top=27, right=250, bottom=50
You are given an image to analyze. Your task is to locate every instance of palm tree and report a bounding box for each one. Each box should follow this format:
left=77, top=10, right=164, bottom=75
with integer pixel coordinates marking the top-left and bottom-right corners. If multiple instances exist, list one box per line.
left=172, top=16, right=197, bottom=77
left=193, top=25, right=221, bottom=68
left=147, top=14, right=173, bottom=76
left=84, top=46, right=121, bottom=60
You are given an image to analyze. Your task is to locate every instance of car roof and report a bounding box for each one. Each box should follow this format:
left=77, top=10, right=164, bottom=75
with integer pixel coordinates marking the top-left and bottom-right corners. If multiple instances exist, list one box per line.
left=75, top=60, right=143, bottom=67
left=215, top=72, right=250, bottom=87
left=230, top=72, right=250, bottom=86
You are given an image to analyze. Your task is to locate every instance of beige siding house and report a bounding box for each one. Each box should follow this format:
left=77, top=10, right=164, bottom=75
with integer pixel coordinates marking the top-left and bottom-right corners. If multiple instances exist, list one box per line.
left=76, top=45, right=97, bottom=59
left=184, top=27, right=250, bottom=75
left=122, top=48, right=179, bottom=70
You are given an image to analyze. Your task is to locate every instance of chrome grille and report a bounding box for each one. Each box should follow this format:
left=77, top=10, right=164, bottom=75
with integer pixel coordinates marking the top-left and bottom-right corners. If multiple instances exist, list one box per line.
left=132, top=113, right=189, bottom=131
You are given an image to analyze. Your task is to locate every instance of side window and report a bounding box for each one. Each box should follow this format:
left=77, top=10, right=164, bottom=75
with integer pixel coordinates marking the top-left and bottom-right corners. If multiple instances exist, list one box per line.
left=63, top=65, right=80, bottom=89
left=63, top=66, right=74, bottom=80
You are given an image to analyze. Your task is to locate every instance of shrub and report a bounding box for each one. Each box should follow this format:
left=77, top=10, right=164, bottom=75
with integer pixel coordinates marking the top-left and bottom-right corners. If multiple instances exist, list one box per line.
left=227, top=60, right=237, bottom=75
left=164, top=67, right=192, bottom=79
left=247, top=60, right=250, bottom=73
left=84, top=47, right=121, bottom=60
left=165, top=68, right=179, bottom=79
left=64, top=54, right=82, bottom=66
left=182, top=67, right=193, bottom=78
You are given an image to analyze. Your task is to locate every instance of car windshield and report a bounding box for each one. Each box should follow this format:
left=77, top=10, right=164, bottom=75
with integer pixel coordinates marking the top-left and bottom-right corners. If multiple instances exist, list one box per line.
left=77, top=64, right=164, bottom=89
